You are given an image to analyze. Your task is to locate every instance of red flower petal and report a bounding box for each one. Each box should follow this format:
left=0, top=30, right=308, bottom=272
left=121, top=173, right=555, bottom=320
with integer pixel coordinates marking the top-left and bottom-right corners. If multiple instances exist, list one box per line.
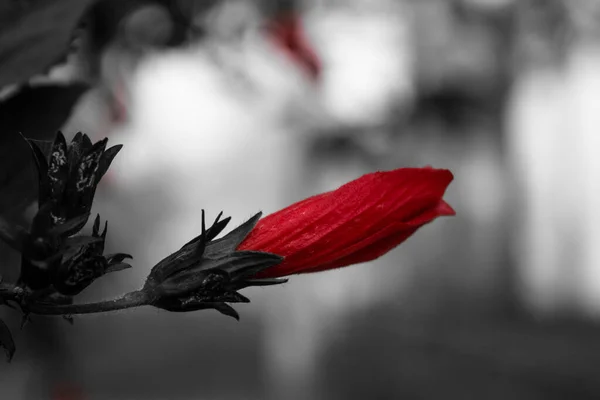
left=238, top=167, right=454, bottom=278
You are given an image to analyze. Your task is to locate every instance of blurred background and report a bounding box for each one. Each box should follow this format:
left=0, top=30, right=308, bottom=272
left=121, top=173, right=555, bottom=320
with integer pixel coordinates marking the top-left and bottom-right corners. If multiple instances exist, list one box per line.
left=3, top=0, right=600, bottom=399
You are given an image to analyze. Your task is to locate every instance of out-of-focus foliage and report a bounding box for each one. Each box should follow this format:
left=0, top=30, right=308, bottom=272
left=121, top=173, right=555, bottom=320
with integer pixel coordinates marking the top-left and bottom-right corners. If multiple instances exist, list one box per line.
left=0, top=0, right=94, bottom=88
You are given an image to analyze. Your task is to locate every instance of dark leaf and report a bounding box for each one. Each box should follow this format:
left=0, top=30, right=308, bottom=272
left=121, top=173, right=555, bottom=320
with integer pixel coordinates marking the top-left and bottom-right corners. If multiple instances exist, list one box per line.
left=0, top=215, right=29, bottom=253
left=0, top=125, right=55, bottom=226
left=26, top=137, right=50, bottom=173
left=22, top=133, right=50, bottom=206
left=62, top=315, right=74, bottom=325
left=0, top=0, right=95, bottom=88
left=26, top=139, right=54, bottom=156
left=0, top=84, right=90, bottom=140
left=0, top=319, right=15, bottom=362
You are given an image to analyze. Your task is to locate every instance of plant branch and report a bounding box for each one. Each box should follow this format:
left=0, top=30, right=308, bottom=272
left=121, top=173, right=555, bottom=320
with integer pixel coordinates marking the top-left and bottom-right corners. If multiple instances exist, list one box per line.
left=0, top=283, right=153, bottom=315
left=25, top=290, right=151, bottom=315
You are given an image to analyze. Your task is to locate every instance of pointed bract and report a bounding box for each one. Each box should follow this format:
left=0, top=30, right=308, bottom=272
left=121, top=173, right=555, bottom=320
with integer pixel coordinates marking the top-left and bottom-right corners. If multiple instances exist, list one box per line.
left=146, top=211, right=284, bottom=320
left=154, top=298, right=241, bottom=320
left=27, top=139, right=54, bottom=157
left=11, top=132, right=125, bottom=292
left=105, top=262, right=132, bottom=273
left=80, top=134, right=93, bottom=153
left=149, top=210, right=233, bottom=283
left=104, top=253, right=133, bottom=264
left=205, top=211, right=231, bottom=242
left=51, top=215, right=130, bottom=295
left=67, top=132, right=84, bottom=172
left=62, top=138, right=108, bottom=229
left=96, top=144, right=123, bottom=184
left=203, top=212, right=262, bottom=258
left=47, top=132, right=69, bottom=204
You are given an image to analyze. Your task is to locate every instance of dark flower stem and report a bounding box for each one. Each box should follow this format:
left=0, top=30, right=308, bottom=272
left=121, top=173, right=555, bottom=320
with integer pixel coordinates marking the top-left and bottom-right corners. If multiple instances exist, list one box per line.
left=27, top=290, right=151, bottom=315
left=0, top=283, right=153, bottom=315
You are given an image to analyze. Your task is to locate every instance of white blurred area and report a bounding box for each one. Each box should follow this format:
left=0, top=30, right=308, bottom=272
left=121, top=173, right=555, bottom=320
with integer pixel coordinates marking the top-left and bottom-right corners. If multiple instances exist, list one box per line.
left=507, top=3, right=600, bottom=318
left=8, top=0, right=600, bottom=399
left=306, top=1, right=414, bottom=127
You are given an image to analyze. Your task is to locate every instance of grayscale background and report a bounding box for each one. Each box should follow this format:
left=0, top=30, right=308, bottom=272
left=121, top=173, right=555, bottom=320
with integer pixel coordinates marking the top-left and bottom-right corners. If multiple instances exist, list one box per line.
left=2, top=0, right=600, bottom=399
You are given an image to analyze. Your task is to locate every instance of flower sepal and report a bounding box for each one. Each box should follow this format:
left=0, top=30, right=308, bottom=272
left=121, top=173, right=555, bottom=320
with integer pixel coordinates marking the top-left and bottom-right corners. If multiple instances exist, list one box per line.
left=52, top=214, right=132, bottom=296
left=153, top=298, right=244, bottom=321
left=144, top=210, right=286, bottom=319
left=150, top=250, right=284, bottom=297
left=24, top=131, right=122, bottom=237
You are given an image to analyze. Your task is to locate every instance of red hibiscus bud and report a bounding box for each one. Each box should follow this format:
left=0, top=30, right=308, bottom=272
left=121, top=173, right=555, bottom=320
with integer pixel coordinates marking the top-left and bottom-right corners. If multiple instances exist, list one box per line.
left=238, top=167, right=455, bottom=278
